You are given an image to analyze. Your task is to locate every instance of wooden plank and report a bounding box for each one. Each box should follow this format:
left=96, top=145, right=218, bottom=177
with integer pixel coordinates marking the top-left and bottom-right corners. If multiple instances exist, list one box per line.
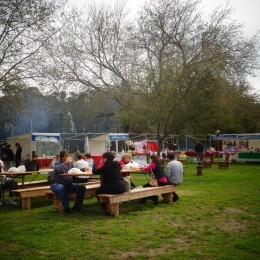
left=99, top=186, right=177, bottom=204
left=46, top=183, right=101, bottom=211
left=98, top=185, right=178, bottom=215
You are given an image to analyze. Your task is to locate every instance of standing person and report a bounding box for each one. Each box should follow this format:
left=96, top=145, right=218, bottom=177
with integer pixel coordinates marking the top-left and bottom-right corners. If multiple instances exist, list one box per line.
left=4, top=144, right=15, bottom=171
left=15, top=143, right=22, bottom=167
left=50, top=150, right=86, bottom=213
left=140, top=154, right=168, bottom=205
left=165, top=153, right=183, bottom=202
left=0, top=142, right=8, bottom=161
left=0, top=159, right=18, bottom=205
left=194, top=141, right=204, bottom=164
left=92, top=152, right=126, bottom=214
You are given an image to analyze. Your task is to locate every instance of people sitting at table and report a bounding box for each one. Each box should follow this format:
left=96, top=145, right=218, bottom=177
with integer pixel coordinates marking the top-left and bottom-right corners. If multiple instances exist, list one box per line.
left=118, top=153, right=136, bottom=189
left=92, top=151, right=126, bottom=215
left=74, top=153, right=89, bottom=170
left=50, top=150, right=87, bottom=213
left=140, top=154, right=168, bottom=205
left=0, top=159, right=18, bottom=206
left=165, top=152, right=183, bottom=202
left=85, top=153, right=94, bottom=168
left=50, top=153, right=60, bottom=169
left=73, top=153, right=90, bottom=183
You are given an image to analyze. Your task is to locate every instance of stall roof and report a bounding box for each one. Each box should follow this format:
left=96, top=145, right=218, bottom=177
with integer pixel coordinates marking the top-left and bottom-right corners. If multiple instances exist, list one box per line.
left=213, top=133, right=260, bottom=140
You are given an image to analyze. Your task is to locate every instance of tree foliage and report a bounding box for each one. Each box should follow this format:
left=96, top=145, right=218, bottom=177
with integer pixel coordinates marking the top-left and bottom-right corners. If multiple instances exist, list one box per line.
left=0, top=0, right=259, bottom=149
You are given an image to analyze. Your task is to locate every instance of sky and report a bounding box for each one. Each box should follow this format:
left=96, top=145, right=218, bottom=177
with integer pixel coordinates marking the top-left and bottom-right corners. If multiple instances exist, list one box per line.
left=69, top=0, right=260, bottom=93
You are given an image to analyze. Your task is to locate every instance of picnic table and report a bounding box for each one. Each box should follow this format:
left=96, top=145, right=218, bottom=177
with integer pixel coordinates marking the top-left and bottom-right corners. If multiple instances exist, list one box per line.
left=1, top=168, right=52, bottom=188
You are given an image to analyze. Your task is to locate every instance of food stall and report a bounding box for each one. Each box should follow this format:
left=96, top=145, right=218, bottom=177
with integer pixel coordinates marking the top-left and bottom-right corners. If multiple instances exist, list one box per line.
left=213, top=133, right=260, bottom=163
left=7, top=133, right=62, bottom=166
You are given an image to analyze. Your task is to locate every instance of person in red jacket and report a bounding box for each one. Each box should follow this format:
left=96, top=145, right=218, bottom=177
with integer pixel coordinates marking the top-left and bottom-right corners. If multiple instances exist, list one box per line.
left=118, top=153, right=136, bottom=189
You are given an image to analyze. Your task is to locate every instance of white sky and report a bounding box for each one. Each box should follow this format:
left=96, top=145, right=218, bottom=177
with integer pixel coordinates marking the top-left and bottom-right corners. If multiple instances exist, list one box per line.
left=69, top=0, right=260, bottom=93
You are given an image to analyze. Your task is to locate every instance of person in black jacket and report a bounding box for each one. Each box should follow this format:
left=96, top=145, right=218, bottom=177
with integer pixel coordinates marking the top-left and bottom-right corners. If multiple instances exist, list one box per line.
left=194, top=142, right=204, bottom=164
left=15, top=143, right=22, bottom=167
left=92, top=151, right=126, bottom=214
left=1, top=144, right=15, bottom=170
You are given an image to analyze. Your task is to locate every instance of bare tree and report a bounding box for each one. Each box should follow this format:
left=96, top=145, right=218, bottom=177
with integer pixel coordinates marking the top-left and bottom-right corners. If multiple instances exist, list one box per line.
left=0, top=0, right=66, bottom=91
left=45, top=3, right=137, bottom=98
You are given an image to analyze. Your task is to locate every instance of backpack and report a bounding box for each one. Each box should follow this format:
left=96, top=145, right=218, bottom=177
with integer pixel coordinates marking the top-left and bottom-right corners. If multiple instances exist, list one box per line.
left=25, top=160, right=39, bottom=171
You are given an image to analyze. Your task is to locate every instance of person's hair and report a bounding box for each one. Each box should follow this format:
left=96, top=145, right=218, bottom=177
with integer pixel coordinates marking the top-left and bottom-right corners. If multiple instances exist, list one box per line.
left=85, top=153, right=91, bottom=159
left=121, top=153, right=130, bottom=161
left=102, top=151, right=115, bottom=161
left=167, top=153, right=175, bottom=160
left=6, top=144, right=11, bottom=148
left=76, top=153, right=83, bottom=160
left=15, top=143, right=20, bottom=147
left=150, top=154, right=159, bottom=162
left=60, top=150, right=69, bottom=159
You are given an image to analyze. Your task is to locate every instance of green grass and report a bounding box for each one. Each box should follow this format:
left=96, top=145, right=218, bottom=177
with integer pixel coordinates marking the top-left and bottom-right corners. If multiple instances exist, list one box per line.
left=0, top=163, right=259, bottom=259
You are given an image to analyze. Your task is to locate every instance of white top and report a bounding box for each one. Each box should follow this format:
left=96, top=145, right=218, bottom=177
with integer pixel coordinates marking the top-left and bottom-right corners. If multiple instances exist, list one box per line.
left=165, top=159, right=184, bottom=185
left=74, top=159, right=89, bottom=169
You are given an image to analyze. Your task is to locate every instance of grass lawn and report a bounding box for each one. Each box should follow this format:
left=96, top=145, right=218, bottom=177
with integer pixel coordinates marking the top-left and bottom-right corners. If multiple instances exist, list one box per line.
left=0, top=163, right=259, bottom=259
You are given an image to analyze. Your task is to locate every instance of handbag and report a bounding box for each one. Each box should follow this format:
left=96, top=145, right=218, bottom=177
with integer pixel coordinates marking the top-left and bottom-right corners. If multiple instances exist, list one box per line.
left=145, top=170, right=158, bottom=187
left=123, top=176, right=131, bottom=192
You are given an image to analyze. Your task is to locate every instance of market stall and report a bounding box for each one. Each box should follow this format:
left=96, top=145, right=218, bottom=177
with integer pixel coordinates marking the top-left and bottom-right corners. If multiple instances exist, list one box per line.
left=212, top=133, right=260, bottom=163
left=7, top=133, right=62, bottom=161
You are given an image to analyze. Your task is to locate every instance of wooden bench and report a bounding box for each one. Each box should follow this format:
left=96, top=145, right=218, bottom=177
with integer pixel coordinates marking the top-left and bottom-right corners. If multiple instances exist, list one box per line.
left=13, top=180, right=100, bottom=210
left=99, top=185, right=178, bottom=216
left=13, top=186, right=51, bottom=209
left=17, top=180, right=49, bottom=188
left=46, top=182, right=101, bottom=211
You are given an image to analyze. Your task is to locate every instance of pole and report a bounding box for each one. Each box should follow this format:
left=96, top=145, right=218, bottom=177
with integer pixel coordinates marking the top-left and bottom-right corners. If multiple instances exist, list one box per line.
left=60, top=113, right=63, bottom=133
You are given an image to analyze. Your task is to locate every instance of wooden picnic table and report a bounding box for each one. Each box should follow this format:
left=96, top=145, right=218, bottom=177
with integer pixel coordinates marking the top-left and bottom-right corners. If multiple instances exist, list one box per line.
left=1, top=168, right=53, bottom=188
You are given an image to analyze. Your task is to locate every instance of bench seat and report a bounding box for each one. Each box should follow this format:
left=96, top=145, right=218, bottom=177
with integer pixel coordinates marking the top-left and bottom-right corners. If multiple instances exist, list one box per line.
left=46, top=182, right=101, bottom=211
left=13, top=186, right=51, bottom=209
left=13, top=180, right=100, bottom=210
left=99, top=185, right=178, bottom=216
left=17, top=180, right=49, bottom=188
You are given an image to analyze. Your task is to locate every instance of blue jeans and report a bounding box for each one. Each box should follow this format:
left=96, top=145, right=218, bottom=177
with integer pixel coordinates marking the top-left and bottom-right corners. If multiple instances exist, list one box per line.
left=50, top=183, right=86, bottom=209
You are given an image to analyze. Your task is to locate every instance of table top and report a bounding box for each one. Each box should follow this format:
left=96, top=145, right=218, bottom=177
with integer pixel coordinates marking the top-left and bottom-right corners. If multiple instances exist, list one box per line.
left=60, top=172, right=93, bottom=177
left=1, top=168, right=53, bottom=176
left=121, top=168, right=142, bottom=173
left=1, top=171, right=33, bottom=176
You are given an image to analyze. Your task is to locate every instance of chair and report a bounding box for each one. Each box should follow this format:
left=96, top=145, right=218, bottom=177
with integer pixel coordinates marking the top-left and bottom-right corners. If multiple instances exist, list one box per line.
left=218, top=154, right=230, bottom=169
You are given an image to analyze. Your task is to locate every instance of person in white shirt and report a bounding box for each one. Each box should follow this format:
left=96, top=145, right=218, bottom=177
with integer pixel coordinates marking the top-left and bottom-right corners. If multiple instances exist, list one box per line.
left=74, top=154, right=89, bottom=169
left=165, top=153, right=184, bottom=202
left=74, top=153, right=90, bottom=183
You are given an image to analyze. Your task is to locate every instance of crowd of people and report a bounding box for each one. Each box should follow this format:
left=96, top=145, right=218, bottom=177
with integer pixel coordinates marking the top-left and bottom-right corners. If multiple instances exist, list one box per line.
left=0, top=142, right=184, bottom=213
left=48, top=150, right=183, bottom=214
